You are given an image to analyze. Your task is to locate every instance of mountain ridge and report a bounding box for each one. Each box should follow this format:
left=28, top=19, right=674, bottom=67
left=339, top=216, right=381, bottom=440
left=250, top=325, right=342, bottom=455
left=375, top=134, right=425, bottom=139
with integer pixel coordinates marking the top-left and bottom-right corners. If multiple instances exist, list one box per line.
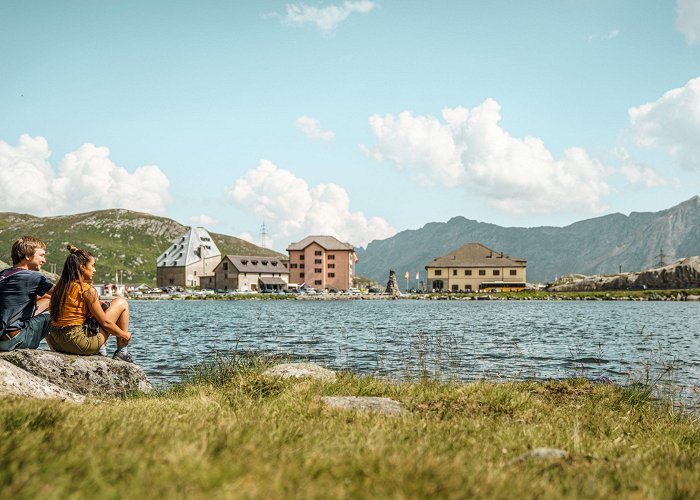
left=356, top=196, right=700, bottom=284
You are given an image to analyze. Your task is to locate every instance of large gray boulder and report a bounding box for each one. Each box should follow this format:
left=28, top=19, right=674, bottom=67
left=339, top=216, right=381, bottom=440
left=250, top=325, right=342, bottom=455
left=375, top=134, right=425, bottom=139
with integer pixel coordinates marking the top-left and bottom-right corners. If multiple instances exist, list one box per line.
left=0, top=350, right=153, bottom=398
left=0, top=359, right=85, bottom=403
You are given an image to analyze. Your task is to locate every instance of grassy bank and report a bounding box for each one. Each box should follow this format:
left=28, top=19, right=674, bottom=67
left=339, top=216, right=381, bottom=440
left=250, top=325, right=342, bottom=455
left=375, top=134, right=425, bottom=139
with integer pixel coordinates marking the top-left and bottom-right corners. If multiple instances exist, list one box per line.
left=3, top=357, right=699, bottom=499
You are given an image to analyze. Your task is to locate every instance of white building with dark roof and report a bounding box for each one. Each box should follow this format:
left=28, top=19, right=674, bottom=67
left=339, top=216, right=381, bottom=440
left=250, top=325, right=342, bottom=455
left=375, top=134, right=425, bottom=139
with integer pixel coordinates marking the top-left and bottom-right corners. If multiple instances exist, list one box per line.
left=200, top=255, right=289, bottom=291
left=156, top=227, right=221, bottom=288
left=425, top=242, right=527, bottom=292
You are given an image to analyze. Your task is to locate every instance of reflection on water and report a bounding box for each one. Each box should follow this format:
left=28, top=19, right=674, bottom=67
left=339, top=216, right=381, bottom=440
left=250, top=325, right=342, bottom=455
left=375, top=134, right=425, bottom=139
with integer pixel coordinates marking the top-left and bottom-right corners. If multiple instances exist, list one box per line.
left=126, top=300, right=700, bottom=402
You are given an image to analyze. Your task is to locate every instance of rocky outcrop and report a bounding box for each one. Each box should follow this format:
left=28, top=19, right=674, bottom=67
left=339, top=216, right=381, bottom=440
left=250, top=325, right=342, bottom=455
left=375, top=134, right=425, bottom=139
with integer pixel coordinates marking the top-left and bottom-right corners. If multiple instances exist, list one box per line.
left=0, top=359, right=86, bottom=403
left=0, top=350, right=153, bottom=398
left=385, top=270, right=401, bottom=296
left=548, top=256, right=700, bottom=292
left=263, top=362, right=337, bottom=382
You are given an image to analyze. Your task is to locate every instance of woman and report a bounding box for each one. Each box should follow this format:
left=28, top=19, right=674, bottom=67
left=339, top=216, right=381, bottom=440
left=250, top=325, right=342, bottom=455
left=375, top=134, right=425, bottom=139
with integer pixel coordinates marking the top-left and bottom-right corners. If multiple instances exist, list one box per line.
left=48, top=244, right=134, bottom=362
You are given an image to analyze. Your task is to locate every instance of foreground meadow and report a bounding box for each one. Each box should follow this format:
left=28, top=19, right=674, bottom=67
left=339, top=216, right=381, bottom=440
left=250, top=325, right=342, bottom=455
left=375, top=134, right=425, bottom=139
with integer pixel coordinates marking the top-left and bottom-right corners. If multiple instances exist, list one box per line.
left=1, top=357, right=699, bottom=499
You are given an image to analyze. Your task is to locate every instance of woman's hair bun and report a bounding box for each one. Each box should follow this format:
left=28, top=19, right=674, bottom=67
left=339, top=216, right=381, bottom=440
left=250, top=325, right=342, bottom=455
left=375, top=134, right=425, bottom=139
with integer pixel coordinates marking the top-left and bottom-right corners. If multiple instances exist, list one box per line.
left=66, top=244, right=79, bottom=253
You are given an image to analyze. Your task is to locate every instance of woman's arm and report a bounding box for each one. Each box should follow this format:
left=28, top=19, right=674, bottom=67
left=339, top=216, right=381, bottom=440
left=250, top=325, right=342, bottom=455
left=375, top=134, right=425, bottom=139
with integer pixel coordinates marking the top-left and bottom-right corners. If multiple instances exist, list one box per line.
left=84, top=287, right=131, bottom=341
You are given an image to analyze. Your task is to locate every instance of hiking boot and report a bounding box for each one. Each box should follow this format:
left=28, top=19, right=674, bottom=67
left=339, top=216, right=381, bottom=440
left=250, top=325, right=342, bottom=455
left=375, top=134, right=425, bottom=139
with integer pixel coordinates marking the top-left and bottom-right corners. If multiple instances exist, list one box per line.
left=112, top=349, right=134, bottom=363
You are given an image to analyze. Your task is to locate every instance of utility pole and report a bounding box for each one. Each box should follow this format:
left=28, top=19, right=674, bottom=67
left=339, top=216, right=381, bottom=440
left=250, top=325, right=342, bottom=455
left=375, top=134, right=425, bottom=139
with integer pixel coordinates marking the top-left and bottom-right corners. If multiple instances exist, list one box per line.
left=260, top=222, right=268, bottom=249
left=654, top=248, right=667, bottom=268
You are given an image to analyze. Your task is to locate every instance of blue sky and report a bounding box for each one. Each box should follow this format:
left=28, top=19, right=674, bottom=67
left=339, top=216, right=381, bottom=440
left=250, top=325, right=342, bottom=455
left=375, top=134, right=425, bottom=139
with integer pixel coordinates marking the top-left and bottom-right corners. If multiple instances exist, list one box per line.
left=1, top=0, right=699, bottom=251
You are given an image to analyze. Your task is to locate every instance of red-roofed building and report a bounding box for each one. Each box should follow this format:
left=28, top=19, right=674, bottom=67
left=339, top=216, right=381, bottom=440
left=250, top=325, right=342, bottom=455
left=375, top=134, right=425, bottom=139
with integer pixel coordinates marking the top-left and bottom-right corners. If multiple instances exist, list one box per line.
left=286, top=235, right=355, bottom=291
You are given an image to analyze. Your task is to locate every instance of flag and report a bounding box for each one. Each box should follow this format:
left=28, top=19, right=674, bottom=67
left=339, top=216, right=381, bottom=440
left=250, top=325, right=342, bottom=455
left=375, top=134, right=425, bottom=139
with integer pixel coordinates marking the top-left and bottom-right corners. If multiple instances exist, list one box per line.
left=353, top=252, right=358, bottom=264
left=404, top=271, right=409, bottom=279
left=415, top=272, right=419, bottom=280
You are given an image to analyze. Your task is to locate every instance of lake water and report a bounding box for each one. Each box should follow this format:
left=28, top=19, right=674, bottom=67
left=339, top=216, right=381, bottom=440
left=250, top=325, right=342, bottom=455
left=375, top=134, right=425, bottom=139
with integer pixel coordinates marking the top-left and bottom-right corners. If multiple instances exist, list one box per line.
left=126, top=299, right=700, bottom=405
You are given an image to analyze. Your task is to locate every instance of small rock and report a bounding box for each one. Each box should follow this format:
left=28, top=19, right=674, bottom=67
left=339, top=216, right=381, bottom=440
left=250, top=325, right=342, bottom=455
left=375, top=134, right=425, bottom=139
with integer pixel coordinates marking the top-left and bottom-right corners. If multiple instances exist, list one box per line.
left=0, top=359, right=85, bottom=403
left=263, top=363, right=337, bottom=382
left=508, top=447, right=569, bottom=464
left=321, top=396, right=403, bottom=415
left=686, top=295, right=700, bottom=301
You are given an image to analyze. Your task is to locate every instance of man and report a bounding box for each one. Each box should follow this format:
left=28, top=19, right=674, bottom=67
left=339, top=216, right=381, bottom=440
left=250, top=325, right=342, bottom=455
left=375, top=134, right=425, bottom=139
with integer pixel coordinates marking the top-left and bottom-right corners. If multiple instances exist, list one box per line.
left=0, top=236, right=54, bottom=351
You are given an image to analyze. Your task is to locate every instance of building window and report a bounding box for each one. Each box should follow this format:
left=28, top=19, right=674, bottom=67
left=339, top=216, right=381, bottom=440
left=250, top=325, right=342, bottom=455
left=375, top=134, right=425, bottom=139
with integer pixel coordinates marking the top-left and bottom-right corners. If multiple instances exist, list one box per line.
left=300, top=273, right=305, bottom=278
left=510, top=270, right=517, bottom=276
left=314, top=259, right=322, bottom=264
left=315, top=268, right=322, bottom=273
left=328, top=254, right=335, bottom=260
left=328, top=263, right=335, bottom=269
left=314, top=280, right=322, bottom=285
left=493, top=270, right=500, bottom=276
left=314, top=250, right=322, bottom=256
left=290, top=263, right=297, bottom=269
left=452, top=269, right=457, bottom=276
left=300, top=255, right=304, bottom=260
left=434, top=270, right=442, bottom=276
left=328, top=273, right=335, bottom=278
left=224, top=274, right=228, bottom=279
left=465, top=270, right=472, bottom=276
left=452, top=284, right=459, bottom=291
left=479, top=270, right=486, bottom=276
left=169, top=279, right=174, bottom=284
left=300, top=264, right=305, bottom=269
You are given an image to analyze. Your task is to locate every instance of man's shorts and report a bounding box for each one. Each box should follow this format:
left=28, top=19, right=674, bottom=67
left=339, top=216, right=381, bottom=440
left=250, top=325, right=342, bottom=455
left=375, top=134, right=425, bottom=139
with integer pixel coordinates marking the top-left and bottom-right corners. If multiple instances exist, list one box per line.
left=0, top=313, right=51, bottom=352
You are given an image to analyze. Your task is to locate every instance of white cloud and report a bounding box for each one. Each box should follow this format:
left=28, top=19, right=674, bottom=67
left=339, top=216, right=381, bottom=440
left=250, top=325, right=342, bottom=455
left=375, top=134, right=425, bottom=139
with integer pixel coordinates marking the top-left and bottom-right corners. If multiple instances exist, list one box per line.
left=283, top=1, right=378, bottom=34
left=628, top=76, right=700, bottom=169
left=225, top=160, right=395, bottom=247
left=619, top=165, right=667, bottom=187
left=0, top=135, right=172, bottom=216
left=189, top=214, right=220, bottom=227
left=295, top=115, right=336, bottom=141
left=615, top=149, right=668, bottom=188
left=362, top=99, right=611, bottom=215
left=584, top=29, right=620, bottom=42
left=676, top=0, right=700, bottom=44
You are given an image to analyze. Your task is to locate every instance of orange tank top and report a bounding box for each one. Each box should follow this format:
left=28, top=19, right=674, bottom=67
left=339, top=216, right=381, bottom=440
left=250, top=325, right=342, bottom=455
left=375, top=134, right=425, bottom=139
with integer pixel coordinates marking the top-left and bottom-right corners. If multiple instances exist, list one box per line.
left=51, top=281, right=93, bottom=327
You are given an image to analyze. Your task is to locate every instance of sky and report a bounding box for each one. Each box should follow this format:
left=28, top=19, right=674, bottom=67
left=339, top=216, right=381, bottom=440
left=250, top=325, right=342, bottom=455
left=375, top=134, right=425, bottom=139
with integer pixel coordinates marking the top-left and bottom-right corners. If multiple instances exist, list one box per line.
left=1, top=0, right=700, bottom=252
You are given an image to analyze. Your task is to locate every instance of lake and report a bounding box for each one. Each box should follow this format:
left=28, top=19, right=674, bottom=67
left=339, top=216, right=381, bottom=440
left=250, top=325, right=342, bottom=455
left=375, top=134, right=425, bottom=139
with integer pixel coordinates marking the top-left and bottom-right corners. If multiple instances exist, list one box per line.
left=126, top=299, right=700, bottom=404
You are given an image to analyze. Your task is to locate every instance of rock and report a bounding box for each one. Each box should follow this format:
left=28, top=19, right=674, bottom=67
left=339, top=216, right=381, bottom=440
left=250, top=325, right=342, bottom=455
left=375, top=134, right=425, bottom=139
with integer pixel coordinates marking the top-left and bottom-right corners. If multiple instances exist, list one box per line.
left=321, top=396, right=403, bottom=415
left=385, top=270, right=401, bottom=296
left=263, top=362, right=337, bottom=382
left=548, top=255, right=700, bottom=292
left=686, top=295, right=700, bottom=301
left=0, top=350, right=153, bottom=398
left=508, top=447, right=569, bottom=465
left=0, top=359, right=85, bottom=403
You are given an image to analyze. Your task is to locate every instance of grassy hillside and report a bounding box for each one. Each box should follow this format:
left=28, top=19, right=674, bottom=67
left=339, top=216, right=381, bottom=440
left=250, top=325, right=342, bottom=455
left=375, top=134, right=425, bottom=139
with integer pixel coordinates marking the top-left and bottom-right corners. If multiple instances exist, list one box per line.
left=0, top=209, right=283, bottom=285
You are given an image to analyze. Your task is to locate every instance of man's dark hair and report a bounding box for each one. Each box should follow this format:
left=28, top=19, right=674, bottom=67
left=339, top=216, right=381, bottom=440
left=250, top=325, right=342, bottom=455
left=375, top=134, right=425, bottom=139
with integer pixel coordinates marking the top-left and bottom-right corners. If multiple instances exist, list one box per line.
left=11, top=236, right=47, bottom=265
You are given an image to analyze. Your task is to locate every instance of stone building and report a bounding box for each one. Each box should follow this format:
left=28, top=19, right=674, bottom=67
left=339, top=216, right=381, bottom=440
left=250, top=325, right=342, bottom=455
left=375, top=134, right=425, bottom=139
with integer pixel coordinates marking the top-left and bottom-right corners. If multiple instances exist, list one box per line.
left=200, top=255, right=289, bottom=292
left=287, top=235, right=355, bottom=291
left=156, top=227, right=221, bottom=288
left=425, top=243, right=527, bottom=292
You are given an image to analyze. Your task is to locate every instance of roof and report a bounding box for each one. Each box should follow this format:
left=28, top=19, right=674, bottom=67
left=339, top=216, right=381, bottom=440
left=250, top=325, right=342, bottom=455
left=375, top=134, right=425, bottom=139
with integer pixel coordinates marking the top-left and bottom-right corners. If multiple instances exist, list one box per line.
left=286, top=235, right=354, bottom=252
left=156, top=227, right=221, bottom=268
left=426, top=243, right=527, bottom=268
left=220, top=255, right=290, bottom=274
left=258, top=276, right=287, bottom=285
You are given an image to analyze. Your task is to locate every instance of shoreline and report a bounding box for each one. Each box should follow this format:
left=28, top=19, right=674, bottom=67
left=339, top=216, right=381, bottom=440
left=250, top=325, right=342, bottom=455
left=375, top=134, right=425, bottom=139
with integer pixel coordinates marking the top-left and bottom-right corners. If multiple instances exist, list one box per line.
left=117, top=288, right=700, bottom=302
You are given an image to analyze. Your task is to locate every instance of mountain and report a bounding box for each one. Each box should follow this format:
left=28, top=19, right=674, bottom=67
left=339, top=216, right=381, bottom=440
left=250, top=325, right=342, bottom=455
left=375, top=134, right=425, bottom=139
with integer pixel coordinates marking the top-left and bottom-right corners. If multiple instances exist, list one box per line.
left=355, top=196, right=700, bottom=284
left=0, top=209, right=283, bottom=284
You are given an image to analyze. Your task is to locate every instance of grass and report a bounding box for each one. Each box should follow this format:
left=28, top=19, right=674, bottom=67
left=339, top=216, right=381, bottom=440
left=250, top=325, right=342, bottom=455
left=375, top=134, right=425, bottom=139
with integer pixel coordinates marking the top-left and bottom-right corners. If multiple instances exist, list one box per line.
left=1, top=355, right=699, bottom=499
